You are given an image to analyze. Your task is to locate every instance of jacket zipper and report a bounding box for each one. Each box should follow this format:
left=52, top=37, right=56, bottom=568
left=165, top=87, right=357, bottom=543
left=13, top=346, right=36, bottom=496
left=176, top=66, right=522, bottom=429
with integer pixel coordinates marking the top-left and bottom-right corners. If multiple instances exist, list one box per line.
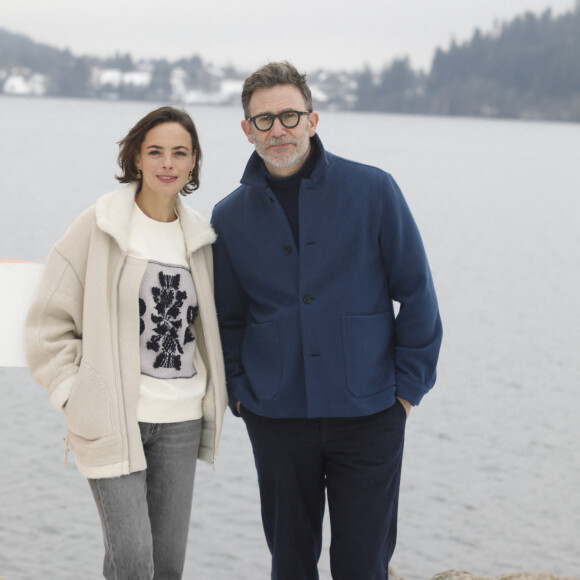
left=192, top=250, right=220, bottom=470
left=112, top=254, right=130, bottom=473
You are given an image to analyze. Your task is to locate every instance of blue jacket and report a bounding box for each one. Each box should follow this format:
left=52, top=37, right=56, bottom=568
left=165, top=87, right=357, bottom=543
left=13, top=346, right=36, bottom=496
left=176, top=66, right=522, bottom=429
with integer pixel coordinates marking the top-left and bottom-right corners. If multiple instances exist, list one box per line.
left=211, top=135, right=442, bottom=418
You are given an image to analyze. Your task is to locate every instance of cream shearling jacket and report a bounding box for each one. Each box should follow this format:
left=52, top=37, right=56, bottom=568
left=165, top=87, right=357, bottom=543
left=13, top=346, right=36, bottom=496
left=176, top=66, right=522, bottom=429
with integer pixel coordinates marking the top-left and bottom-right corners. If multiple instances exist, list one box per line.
left=26, top=184, right=227, bottom=479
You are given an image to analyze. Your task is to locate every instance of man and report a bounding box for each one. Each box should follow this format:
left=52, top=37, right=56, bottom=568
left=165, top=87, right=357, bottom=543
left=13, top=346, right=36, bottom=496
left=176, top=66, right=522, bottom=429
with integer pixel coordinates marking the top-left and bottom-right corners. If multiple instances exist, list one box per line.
left=211, top=61, right=442, bottom=579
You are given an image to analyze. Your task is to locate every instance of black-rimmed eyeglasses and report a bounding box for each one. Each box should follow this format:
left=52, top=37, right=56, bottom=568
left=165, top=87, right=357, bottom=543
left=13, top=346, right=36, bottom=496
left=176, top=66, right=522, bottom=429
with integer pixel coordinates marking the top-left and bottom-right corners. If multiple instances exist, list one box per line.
left=247, top=110, right=311, bottom=132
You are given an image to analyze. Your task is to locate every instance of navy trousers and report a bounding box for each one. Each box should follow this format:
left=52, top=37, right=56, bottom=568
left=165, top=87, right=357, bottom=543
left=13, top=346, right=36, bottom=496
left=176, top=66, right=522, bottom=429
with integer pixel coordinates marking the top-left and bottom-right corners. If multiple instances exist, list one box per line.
left=241, top=400, right=406, bottom=580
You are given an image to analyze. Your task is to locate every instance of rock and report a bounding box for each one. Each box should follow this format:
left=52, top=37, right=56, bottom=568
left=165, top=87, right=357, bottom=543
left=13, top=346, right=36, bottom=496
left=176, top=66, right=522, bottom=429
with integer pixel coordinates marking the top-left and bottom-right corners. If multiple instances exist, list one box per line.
left=389, top=566, right=405, bottom=580
left=498, top=574, right=579, bottom=580
left=428, top=571, right=579, bottom=580
left=429, top=571, right=491, bottom=580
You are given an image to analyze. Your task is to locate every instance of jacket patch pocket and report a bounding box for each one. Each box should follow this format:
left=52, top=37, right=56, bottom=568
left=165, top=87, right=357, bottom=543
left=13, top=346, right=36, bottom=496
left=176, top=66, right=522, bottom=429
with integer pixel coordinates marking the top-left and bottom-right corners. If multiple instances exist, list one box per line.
left=342, top=312, right=395, bottom=398
left=64, top=362, right=115, bottom=443
left=241, top=320, right=282, bottom=402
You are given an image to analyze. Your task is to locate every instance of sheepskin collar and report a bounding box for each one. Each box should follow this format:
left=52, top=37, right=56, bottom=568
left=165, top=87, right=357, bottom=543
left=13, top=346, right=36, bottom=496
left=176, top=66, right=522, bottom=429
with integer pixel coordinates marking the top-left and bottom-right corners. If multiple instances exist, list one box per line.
left=95, top=183, right=216, bottom=255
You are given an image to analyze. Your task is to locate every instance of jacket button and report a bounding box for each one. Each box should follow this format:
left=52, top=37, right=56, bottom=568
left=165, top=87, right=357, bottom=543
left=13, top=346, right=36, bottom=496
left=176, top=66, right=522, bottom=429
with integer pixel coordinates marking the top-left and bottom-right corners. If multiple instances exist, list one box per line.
left=303, top=295, right=312, bottom=304
left=283, top=246, right=292, bottom=255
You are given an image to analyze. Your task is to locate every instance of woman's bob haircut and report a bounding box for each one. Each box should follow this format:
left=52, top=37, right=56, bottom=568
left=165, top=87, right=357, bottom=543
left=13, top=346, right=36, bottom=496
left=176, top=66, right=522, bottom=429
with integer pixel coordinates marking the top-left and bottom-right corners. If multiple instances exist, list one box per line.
left=117, top=106, right=202, bottom=195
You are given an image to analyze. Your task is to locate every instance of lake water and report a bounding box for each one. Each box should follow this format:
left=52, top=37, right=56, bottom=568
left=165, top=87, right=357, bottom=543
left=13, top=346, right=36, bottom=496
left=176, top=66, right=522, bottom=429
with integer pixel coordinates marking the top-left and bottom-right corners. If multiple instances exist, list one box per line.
left=1, top=96, right=579, bottom=580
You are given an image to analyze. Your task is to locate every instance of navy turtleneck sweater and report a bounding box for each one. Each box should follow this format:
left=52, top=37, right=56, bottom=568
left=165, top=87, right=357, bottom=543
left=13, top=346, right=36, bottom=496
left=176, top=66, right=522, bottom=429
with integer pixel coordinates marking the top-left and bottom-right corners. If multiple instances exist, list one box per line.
left=262, top=139, right=318, bottom=250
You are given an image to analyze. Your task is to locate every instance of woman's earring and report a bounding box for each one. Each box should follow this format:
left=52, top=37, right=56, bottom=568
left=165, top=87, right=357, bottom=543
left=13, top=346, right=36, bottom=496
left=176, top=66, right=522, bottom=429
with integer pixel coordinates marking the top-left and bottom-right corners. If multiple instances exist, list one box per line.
left=188, top=169, right=193, bottom=181
left=136, top=169, right=142, bottom=180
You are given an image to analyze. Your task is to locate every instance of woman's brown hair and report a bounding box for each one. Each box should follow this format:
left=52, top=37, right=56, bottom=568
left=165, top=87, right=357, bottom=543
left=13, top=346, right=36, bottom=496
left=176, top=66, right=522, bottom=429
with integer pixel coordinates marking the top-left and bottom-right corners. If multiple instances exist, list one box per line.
left=117, top=106, right=202, bottom=195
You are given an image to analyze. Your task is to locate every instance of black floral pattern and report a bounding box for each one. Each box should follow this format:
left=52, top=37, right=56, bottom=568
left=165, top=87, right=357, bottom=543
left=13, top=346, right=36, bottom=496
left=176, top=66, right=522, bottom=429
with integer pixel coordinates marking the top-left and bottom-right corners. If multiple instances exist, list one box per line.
left=138, top=262, right=198, bottom=379
left=145, top=272, right=188, bottom=371
left=139, top=298, right=146, bottom=335
left=184, top=305, right=199, bottom=345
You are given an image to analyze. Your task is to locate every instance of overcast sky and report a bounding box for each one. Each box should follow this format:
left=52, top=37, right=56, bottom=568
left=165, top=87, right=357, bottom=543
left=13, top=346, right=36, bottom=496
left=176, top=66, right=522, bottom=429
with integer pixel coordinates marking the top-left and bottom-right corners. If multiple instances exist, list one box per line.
left=3, top=0, right=576, bottom=72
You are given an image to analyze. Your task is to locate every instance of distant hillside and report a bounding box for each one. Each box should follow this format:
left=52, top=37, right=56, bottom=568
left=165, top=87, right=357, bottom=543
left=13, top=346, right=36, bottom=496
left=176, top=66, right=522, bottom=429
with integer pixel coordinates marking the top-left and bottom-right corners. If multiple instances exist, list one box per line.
left=0, top=28, right=91, bottom=97
left=353, top=2, right=580, bottom=121
left=426, top=3, right=580, bottom=120
left=0, top=28, right=63, bottom=69
left=1, top=3, right=580, bottom=122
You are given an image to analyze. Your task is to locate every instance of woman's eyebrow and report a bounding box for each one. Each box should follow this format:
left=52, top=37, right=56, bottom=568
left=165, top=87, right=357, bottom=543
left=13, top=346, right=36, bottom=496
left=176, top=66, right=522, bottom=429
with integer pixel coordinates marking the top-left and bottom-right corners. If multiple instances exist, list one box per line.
left=145, top=144, right=190, bottom=151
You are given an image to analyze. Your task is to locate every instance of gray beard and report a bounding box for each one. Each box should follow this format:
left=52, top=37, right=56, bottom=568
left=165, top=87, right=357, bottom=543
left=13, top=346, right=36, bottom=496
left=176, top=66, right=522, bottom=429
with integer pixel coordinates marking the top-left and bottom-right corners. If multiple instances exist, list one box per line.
left=257, top=136, right=310, bottom=169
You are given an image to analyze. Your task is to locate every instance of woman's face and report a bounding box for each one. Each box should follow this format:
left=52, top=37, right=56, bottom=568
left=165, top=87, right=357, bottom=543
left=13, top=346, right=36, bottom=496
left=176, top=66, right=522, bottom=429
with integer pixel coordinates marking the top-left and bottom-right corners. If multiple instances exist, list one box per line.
left=136, top=122, right=195, bottom=200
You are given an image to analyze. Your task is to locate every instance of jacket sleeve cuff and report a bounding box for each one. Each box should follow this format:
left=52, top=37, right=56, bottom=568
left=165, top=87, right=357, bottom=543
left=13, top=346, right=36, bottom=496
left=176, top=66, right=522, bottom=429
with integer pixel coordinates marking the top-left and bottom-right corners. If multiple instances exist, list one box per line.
left=395, top=371, right=436, bottom=407
left=227, top=372, right=251, bottom=417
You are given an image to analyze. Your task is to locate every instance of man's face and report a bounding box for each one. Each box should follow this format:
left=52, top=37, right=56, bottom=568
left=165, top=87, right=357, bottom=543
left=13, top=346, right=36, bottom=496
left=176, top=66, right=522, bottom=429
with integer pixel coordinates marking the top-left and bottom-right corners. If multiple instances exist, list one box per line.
left=241, top=84, right=319, bottom=178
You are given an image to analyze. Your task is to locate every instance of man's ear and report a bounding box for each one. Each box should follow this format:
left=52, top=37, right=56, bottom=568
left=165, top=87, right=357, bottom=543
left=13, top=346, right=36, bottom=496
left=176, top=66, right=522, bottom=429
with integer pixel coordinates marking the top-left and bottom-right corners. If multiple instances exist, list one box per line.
left=241, top=119, right=254, bottom=144
left=308, top=112, right=320, bottom=137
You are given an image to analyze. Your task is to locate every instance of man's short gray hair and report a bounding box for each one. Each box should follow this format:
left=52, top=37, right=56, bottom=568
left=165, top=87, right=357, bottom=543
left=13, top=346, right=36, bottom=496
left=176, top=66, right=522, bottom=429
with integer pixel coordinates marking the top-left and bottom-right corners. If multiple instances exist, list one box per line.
left=241, top=61, right=313, bottom=119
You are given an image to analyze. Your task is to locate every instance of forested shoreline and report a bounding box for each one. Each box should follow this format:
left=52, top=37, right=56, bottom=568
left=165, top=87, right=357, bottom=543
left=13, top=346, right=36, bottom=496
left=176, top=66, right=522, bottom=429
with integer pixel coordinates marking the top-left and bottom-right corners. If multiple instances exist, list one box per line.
left=2, top=3, right=579, bottom=122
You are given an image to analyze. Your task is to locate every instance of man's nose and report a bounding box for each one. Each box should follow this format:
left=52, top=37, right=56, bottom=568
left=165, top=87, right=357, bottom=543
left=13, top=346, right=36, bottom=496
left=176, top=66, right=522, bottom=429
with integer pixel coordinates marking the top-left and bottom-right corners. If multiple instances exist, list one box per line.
left=270, top=117, right=288, bottom=135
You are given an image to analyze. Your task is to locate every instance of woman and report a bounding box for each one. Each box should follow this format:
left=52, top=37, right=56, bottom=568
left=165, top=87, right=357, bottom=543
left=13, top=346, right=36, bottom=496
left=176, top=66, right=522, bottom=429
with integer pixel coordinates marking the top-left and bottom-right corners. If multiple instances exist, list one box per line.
left=26, top=106, right=227, bottom=579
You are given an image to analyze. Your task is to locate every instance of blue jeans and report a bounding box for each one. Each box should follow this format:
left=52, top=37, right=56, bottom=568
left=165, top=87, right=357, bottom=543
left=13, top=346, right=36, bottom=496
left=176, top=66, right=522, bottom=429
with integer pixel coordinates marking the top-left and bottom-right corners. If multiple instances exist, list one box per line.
left=88, top=420, right=202, bottom=580
left=241, top=401, right=406, bottom=580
